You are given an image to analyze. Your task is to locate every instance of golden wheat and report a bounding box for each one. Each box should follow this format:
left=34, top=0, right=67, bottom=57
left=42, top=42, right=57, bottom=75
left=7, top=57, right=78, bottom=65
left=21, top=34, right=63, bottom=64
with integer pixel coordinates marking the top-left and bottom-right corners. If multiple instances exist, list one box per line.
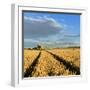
left=48, top=48, right=80, bottom=67
left=24, top=50, right=40, bottom=73
left=24, top=48, right=80, bottom=77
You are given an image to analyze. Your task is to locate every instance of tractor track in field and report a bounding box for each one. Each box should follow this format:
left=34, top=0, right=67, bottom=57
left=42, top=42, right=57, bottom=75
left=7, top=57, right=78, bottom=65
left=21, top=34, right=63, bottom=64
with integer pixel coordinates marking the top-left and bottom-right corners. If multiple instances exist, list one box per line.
left=45, top=50, right=80, bottom=75
left=24, top=50, right=80, bottom=77
left=24, top=51, right=41, bottom=77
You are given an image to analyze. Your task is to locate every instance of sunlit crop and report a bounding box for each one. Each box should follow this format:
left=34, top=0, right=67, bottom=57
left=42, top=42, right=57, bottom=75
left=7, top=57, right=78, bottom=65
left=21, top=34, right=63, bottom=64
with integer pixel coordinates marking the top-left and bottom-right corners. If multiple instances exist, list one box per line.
left=24, top=48, right=80, bottom=77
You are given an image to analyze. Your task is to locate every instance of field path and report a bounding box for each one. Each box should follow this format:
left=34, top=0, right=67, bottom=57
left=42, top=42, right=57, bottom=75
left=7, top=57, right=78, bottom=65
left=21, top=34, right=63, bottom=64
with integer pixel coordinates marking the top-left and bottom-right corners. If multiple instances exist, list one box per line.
left=45, top=50, right=80, bottom=75
left=31, top=50, right=72, bottom=77
left=24, top=51, right=41, bottom=77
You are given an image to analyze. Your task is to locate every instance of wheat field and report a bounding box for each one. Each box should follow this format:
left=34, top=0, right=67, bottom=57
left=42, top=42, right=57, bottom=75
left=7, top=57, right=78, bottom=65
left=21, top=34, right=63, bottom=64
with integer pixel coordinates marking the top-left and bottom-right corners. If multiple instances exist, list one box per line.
left=24, top=48, right=80, bottom=77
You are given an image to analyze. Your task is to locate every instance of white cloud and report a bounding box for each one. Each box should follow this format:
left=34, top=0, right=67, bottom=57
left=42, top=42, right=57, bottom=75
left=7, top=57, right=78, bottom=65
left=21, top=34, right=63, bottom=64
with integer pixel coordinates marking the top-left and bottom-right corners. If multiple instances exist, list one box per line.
left=24, top=16, right=63, bottom=39
left=64, top=34, right=80, bottom=37
left=24, top=16, right=45, bottom=23
left=24, top=16, right=62, bottom=28
left=24, top=38, right=39, bottom=43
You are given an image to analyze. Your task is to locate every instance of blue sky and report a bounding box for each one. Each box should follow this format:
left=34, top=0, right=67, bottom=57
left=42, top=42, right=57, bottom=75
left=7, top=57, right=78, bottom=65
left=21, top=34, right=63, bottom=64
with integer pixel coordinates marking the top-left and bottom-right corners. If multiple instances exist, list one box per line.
left=23, top=11, right=80, bottom=48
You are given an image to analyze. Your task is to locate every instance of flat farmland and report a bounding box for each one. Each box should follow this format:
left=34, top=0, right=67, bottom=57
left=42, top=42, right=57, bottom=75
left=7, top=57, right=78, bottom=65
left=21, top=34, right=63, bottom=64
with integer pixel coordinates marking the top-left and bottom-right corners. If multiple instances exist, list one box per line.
left=24, top=48, right=80, bottom=77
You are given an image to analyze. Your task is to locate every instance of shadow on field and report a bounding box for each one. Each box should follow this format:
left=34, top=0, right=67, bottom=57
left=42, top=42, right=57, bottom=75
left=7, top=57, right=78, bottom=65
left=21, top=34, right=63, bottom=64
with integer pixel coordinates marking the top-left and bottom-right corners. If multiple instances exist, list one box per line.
left=24, top=52, right=41, bottom=77
left=46, top=50, right=80, bottom=75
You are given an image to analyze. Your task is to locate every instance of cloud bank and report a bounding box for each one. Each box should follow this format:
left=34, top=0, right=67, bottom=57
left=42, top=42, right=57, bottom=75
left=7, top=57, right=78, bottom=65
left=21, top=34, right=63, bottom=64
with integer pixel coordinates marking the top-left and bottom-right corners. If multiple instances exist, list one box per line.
left=24, top=16, right=63, bottom=39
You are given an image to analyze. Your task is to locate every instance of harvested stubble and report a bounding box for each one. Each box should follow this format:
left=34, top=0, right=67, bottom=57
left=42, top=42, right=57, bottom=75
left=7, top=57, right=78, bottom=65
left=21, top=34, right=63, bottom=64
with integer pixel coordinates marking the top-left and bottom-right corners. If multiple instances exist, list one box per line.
left=24, top=48, right=80, bottom=77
